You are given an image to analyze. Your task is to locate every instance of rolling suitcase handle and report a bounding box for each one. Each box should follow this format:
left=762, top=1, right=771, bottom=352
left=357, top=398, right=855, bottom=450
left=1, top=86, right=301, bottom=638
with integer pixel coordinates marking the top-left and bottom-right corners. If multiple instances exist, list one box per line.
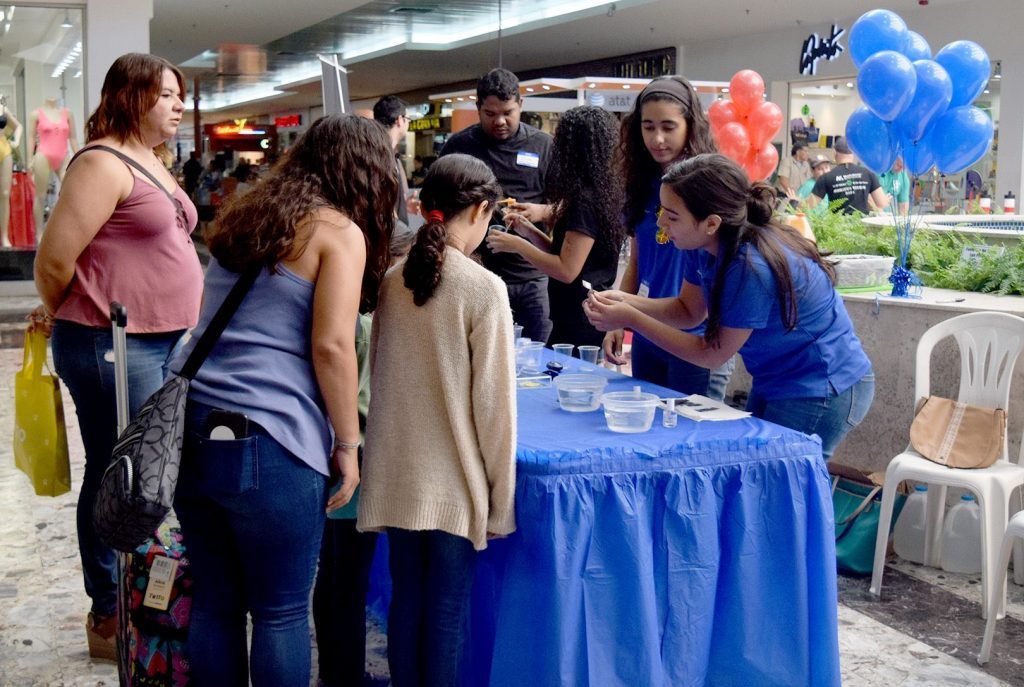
left=109, top=301, right=132, bottom=686
left=110, top=302, right=129, bottom=435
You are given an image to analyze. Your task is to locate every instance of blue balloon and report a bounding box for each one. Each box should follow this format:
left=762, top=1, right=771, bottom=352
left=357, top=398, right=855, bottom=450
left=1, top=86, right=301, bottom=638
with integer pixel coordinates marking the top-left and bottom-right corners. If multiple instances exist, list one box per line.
left=934, top=40, right=991, bottom=108
left=894, top=60, right=952, bottom=143
left=902, top=31, right=932, bottom=61
left=846, top=107, right=897, bottom=174
left=926, top=106, right=994, bottom=175
left=901, top=137, right=935, bottom=177
left=858, top=51, right=917, bottom=122
left=849, top=10, right=909, bottom=68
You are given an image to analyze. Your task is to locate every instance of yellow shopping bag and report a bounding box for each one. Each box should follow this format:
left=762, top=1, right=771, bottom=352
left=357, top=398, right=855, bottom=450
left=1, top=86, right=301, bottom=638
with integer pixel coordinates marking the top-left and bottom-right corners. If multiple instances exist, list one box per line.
left=13, top=329, right=71, bottom=496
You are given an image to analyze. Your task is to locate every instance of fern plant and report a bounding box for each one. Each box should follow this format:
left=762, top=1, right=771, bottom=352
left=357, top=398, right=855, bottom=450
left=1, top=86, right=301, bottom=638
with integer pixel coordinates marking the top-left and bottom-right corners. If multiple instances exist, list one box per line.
left=801, top=206, right=1024, bottom=296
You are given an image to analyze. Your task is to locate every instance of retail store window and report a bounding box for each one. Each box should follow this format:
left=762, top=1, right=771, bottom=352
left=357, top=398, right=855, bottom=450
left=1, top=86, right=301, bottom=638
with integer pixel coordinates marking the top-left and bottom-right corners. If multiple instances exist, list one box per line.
left=0, top=5, right=84, bottom=255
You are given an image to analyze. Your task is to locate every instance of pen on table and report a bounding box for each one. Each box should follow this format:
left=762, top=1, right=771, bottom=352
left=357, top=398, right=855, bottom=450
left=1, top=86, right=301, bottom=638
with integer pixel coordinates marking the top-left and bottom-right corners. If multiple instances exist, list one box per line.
left=935, top=297, right=966, bottom=303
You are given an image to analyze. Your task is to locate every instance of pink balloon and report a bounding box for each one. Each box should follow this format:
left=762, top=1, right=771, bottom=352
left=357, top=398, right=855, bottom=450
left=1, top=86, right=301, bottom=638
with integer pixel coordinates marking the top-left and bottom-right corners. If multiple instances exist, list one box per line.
left=744, top=143, right=780, bottom=182
left=715, top=122, right=751, bottom=165
left=708, top=99, right=740, bottom=133
left=744, top=101, right=784, bottom=150
left=729, top=70, right=766, bottom=116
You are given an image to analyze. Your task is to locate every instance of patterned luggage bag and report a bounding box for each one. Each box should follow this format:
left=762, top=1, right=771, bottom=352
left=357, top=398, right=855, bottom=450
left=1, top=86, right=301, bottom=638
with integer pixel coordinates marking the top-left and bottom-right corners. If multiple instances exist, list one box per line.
left=123, top=525, right=193, bottom=686
left=109, top=304, right=192, bottom=686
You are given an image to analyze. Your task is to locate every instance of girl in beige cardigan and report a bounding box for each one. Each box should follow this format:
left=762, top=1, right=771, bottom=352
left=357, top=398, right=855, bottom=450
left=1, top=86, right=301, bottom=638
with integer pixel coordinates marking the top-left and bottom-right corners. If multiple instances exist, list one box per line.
left=358, top=154, right=517, bottom=686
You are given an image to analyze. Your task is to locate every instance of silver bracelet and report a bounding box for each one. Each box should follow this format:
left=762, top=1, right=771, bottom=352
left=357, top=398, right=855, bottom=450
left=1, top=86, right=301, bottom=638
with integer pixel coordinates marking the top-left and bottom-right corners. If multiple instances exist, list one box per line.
left=333, top=438, right=360, bottom=450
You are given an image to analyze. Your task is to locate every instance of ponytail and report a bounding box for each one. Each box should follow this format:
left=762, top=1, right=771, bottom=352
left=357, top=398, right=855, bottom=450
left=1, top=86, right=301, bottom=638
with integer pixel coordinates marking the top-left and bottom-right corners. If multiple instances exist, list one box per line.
left=746, top=183, right=776, bottom=226
left=400, top=154, right=501, bottom=306
left=403, top=218, right=448, bottom=306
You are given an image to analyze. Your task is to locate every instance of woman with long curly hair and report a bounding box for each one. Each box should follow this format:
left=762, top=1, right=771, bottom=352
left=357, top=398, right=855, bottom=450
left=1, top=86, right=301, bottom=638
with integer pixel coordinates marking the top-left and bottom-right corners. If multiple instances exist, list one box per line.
left=168, top=113, right=396, bottom=685
left=585, top=154, right=874, bottom=459
left=358, top=154, right=516, bottom=686
left=487, top=105, right=624, bottom=347
left=603, top=76, right=736, bottom=398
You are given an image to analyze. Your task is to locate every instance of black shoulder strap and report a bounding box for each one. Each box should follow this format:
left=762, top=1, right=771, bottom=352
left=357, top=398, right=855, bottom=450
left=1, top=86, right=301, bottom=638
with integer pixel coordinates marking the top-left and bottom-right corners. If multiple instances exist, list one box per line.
left=178, top=266, right=261, bottom=380
left=69, top=144, right=178, bottom=204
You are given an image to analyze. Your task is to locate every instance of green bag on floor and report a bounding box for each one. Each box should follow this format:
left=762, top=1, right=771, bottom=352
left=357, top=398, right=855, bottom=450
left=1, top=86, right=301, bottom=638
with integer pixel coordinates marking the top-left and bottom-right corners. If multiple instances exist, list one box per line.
left=829, top=463, right=906, bottom=576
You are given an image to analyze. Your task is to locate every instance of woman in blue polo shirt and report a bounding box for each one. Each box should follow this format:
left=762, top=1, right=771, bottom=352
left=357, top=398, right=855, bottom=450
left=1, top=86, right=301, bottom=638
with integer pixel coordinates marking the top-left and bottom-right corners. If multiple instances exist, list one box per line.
left=585, top=153, right=874, bottom=458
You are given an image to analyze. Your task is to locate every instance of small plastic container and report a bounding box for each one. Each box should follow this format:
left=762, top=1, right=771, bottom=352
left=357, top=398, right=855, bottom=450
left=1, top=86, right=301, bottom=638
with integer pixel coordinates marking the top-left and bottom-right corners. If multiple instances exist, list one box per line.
left=552, top=374, right=607, bottom=412
left=893, top=484, right=929, bottom=565
left=940, top=493, right=983, bottom=574
left=602, top=388, right=660, bottom=433
left=516, top=341, right=544, bottom=374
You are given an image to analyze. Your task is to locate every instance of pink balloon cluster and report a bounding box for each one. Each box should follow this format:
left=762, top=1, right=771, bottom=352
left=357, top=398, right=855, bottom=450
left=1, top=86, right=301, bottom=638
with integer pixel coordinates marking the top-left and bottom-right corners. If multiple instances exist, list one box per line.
left=708, top=70, right=783, bottom=182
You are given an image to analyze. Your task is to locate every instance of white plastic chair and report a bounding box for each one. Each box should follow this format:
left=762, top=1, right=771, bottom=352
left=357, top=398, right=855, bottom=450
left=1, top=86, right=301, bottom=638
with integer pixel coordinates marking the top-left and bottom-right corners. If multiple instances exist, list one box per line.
left=869, top=311, right=1024, bottom=620
left=978, top=510, right=1024, bottom=664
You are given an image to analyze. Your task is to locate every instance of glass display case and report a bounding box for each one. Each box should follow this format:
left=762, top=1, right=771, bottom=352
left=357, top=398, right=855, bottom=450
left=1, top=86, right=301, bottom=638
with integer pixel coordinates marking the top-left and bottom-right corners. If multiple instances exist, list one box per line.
left=0, top=4, right=83, bottom=273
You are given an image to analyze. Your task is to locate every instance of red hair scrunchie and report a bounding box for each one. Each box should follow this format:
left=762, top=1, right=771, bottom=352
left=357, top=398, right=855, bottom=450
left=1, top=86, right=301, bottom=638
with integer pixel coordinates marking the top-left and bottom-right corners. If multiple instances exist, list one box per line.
left=426, top=210, right=445, bottom=223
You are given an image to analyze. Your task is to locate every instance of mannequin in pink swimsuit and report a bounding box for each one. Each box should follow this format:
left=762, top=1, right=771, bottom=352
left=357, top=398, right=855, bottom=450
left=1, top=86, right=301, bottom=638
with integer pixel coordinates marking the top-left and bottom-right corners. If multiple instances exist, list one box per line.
left=29, top=96, right=79, bottom=236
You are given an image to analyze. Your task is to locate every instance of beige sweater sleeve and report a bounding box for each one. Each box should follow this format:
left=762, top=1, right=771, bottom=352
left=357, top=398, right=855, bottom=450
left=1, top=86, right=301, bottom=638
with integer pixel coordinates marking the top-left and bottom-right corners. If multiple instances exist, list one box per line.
left=469, top=281, right=517, bottom=535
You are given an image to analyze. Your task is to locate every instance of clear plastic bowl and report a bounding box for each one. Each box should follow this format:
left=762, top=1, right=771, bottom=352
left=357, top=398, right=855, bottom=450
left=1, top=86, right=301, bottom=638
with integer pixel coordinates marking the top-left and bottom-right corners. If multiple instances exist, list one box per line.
left=602, top=390, right=661, bottom=433
left=552, top=374, right=607, bottom=412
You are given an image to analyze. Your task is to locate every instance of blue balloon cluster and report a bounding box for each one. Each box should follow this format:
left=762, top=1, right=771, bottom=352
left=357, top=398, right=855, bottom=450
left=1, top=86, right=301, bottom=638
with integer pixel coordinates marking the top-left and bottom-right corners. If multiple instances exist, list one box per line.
left=845, top=10, right=993, bottom=177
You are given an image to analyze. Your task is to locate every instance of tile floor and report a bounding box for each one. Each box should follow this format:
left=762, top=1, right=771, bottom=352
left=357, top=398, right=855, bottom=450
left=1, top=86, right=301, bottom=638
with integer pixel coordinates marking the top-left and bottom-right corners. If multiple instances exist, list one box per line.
left=1, top=346, right=1022, bottom=686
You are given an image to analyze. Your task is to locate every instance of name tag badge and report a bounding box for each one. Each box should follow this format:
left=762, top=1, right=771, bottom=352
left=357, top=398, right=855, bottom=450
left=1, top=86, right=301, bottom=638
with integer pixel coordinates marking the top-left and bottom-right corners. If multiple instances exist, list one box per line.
left=637, top=282, right=651, bottom=299
left=143, top=555, right=179, bottom=611
left=516, top=151, right=540, bottom=169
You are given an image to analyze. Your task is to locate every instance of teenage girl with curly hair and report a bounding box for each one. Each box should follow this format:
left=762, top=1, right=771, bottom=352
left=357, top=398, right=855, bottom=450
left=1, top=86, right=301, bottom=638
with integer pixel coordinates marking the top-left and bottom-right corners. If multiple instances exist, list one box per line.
left=170, top=113, right=396, bottom=685
left=487, top=104, right=624, bottom=347
left=603, top=76, right=735, bottom=398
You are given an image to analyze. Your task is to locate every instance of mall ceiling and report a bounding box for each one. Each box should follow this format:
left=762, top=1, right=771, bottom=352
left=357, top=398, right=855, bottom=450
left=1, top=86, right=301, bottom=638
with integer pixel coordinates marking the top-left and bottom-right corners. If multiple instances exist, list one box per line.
left=151, top=0, right=971, bottom=119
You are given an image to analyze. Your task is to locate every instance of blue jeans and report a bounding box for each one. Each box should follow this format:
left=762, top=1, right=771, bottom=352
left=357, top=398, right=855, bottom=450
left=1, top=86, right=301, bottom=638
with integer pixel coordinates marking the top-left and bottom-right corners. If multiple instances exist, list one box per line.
left=387, top=528, right=478, bottom=687
left=175, top=400, right=327, bottom=687
left=746, top=373, right=875, bottom=460
left=312, top=517, right=379, bottom=686
left=50, top=319, right=185, bottom=617
left=507, top=277, right=551, bottom=345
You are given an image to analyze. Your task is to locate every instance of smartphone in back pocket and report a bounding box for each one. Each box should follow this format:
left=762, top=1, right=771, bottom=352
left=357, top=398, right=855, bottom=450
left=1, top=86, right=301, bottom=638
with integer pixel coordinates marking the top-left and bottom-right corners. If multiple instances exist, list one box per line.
left=205, top=409, right=250, bottom=440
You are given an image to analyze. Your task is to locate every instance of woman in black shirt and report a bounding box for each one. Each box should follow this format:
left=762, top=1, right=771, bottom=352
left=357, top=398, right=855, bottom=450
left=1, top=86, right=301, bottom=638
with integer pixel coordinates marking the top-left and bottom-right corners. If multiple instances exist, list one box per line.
left=486, top=105, right=624, bottom=346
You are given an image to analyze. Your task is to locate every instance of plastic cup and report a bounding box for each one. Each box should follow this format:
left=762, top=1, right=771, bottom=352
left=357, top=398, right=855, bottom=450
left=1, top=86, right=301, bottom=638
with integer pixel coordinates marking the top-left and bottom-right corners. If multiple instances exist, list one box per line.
left=578, top=345, right=600, bottom=365
left=516, top=341, right=544, bottom=374
left=552, top=343, right=574, bottom=358
left=513, top=325, right=524, bottom=342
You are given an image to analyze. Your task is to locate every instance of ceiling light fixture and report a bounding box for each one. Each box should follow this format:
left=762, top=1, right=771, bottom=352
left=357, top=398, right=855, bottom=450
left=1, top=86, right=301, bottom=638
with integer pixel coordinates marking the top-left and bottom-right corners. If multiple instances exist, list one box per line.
left=588, top=82, right=597, bottom=88
left=542, top=85, right=550, bottom=90
left=60, top=9, right=72, bottom=28
left=846, top=82, right=854, bottom=88
left=525, top=86, right=534, bottom=92
left=622, top=84, right=630, bottom=89
left=51, top=40, right=82, bottom=78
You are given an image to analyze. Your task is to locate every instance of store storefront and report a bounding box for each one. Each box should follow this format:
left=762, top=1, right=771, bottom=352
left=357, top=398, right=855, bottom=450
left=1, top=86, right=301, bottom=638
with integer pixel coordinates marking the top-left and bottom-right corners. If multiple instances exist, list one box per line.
left=0, top=4, right=85, bottom=277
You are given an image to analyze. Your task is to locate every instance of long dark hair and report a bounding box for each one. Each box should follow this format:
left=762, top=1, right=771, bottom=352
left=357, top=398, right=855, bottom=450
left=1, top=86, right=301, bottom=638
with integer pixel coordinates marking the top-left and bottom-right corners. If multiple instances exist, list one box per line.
left=207, top=114, right=397, bottom=313
left=620, top=76, right=717, bottom=230
left=547, top=105, right=624, bottom=255
left=403, top=154, right=500, bottom=306
left=662, top=153, right=836, bottom=346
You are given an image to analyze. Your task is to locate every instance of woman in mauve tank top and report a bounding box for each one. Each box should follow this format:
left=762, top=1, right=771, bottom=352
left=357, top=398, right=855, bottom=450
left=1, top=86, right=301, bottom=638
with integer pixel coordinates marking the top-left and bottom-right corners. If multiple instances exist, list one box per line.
left=31, top=53, right=202, bottom=664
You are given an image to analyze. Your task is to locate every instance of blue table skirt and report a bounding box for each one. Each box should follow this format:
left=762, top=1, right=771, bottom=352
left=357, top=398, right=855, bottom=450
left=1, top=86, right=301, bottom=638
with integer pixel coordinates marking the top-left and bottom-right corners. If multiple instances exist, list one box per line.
left=367, top=352, right=840, bottom=686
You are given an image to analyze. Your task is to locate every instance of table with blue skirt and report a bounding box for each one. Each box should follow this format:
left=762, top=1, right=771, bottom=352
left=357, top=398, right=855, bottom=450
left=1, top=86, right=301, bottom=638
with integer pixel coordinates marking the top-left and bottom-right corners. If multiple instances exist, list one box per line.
left=366, top=349, right=840, bottom=686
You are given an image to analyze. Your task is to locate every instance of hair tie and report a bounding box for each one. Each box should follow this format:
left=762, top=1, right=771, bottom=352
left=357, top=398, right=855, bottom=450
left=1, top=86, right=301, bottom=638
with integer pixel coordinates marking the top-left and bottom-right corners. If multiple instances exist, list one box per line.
left=426, top=210, right=445, bottom=223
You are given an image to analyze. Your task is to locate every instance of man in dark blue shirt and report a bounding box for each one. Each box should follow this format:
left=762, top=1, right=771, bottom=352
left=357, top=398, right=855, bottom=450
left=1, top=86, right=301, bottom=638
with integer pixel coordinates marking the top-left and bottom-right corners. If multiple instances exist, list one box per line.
left=441, top=68, right=554, bottom=343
